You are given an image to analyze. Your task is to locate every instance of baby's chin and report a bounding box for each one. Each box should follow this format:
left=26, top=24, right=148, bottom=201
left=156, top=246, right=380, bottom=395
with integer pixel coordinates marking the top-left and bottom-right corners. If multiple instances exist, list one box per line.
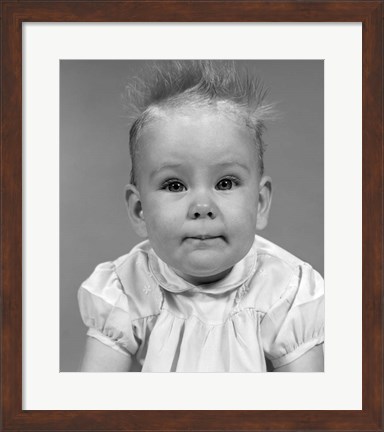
left=153, top=240, right=254, bottom=285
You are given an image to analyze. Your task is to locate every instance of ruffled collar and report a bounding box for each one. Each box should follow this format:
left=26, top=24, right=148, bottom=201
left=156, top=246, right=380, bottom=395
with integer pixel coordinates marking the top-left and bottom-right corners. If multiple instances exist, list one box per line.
left=148, top=238, right=258, bottom=295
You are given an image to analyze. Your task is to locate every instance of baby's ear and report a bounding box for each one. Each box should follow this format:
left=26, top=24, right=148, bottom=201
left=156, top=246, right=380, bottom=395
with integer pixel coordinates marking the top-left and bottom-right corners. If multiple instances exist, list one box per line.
left=256, top=176, right=272, bottom=230
left=125, top=184, right=148, bottom=238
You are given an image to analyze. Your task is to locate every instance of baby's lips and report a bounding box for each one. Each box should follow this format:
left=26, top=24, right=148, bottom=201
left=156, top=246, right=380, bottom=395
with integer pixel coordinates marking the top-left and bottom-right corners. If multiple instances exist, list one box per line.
left=185, top=232, right=218, bottom=237
left=184, top=233, right=225, bottom=241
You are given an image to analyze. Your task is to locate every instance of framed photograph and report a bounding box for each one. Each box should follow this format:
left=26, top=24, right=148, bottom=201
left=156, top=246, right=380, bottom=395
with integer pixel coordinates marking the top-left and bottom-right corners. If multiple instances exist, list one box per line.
left=61, top=58, right=325, bottom=375
left=1, top=1, right=382, bottom=431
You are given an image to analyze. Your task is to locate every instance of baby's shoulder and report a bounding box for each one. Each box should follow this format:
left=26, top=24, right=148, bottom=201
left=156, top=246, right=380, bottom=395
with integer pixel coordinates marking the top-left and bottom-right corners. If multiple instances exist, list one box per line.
left=244, top=235, right=323, bottom=312
left=254, top=235, right=307, bottom=270
left=113, top=239, right=154, bottom=283
left=84, top=240, right=162, bottom=320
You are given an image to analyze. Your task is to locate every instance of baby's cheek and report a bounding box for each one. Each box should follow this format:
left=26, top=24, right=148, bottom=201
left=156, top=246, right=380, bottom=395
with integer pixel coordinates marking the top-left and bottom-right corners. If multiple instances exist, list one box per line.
left=148, top=210, right=180, bottom=240
left=227, top=199, right=257, bottom=224
left=159, top=207, right=181, bottom=227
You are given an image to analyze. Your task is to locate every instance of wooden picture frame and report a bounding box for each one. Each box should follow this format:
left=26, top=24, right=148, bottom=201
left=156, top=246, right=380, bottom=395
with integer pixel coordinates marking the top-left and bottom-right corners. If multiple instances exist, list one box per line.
left=1, top=1, right=382, bottom=431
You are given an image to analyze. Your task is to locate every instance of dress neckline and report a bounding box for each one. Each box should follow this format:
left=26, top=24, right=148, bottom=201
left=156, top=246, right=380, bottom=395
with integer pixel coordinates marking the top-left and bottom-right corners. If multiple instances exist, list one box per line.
left=148, top=238, right=258, bottom=295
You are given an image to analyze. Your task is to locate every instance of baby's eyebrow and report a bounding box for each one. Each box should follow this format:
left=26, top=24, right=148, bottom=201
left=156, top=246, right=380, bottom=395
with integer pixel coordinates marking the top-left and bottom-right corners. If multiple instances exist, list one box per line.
left=150, top=163, right=184, bottom=178
left=150, top=161, right=251, bottom=179
left=215, top=161, right=251, bottom=172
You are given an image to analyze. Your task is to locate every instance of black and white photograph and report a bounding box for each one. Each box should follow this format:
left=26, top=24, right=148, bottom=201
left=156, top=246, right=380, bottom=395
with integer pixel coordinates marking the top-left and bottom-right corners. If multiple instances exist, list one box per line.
left=60, top=60, right=324, bottom=373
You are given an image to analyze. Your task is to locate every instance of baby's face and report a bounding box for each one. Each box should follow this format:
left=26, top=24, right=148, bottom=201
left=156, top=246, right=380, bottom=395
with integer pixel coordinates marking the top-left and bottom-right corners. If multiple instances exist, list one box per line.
left=128, top=107, right=271, bottom=285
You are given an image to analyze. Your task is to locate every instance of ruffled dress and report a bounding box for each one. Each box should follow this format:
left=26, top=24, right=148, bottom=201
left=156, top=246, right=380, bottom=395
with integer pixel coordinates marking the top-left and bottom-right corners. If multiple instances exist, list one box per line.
left=78, top=235, right=324, bottom=372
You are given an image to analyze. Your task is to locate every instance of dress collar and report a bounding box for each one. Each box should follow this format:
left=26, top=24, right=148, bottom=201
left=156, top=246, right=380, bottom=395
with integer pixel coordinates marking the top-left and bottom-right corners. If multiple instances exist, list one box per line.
left=148, top=238, right=258, bottom=295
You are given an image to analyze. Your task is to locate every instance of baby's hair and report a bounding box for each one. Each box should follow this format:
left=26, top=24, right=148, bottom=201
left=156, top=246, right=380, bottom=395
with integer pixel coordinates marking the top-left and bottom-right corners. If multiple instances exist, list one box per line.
left=124, top=60, right=275, bottom=185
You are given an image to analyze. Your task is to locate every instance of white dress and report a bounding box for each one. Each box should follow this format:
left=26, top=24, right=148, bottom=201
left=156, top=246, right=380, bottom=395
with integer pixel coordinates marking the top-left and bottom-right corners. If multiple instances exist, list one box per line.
left=78, top=235, right=324, bottom=372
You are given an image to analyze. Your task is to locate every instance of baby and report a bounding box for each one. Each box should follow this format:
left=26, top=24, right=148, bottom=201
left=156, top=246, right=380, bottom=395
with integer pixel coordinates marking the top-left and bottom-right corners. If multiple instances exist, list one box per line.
left=78, top=61, right=324, bottom=372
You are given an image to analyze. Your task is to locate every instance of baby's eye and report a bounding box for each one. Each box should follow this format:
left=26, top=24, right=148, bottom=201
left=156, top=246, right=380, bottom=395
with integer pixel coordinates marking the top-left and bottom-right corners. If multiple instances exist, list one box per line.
left=163, top=181, right=186, bottom=192
left=216, top=178, right=237, bottom=190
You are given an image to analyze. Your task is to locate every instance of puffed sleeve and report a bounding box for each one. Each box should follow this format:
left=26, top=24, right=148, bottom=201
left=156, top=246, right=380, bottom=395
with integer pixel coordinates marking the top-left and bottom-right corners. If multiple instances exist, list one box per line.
left=78, top=262, right=139, bottom=356
left=260, top=263, right=324, bottom=369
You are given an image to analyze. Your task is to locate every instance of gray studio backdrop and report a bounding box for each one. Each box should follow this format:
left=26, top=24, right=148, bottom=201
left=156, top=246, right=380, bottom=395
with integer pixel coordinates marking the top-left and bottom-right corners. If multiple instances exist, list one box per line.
left=60, top=60, right=324, bottom=372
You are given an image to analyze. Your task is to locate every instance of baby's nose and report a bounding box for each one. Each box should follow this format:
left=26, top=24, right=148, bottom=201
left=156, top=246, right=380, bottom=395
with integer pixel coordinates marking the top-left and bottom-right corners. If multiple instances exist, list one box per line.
left=188, top=201, right=216, bottom=220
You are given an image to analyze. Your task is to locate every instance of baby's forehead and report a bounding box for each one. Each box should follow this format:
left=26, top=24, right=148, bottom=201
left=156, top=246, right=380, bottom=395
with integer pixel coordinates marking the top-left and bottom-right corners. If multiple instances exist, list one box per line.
left=135, top=109, right=259, bottom=173
left=140, top=109, right=253, bottom=147
left=151, top=100, right=246, bottom=121
left=140, top=104, right=251, bottom=138
left=128, top=76, right=271, bottom=184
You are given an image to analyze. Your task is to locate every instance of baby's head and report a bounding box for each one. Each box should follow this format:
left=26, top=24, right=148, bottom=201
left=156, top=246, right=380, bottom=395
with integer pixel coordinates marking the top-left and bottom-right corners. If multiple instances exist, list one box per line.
left=125, top=61, right=274, bottom=285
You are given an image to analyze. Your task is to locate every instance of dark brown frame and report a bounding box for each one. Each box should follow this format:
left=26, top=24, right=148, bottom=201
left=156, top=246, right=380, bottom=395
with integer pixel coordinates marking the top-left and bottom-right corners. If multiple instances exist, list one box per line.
left=1, top=1, right=382, bottom=431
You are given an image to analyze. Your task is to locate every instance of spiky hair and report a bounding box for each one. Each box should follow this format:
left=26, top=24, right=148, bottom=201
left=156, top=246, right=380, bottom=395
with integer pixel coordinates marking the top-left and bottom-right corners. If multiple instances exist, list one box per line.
left=124, top=60, right=275, bottom=184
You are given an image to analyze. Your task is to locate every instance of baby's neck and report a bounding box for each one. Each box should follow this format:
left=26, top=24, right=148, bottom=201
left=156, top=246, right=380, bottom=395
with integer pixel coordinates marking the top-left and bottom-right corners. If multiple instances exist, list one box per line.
left=173, top=267, right=233, bottom=286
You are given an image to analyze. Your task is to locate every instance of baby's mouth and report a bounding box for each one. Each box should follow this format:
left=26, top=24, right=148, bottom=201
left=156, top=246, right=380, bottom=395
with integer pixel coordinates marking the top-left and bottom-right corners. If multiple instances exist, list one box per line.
left=184, top=235, right=225, bottom=243
left=191, top=235, right=218, bottom=240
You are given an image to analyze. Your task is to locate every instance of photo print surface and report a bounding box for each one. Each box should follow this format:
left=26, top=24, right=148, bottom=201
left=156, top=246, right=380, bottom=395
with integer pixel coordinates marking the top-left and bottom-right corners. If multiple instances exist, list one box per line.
left=60, top=60, right=324, bottom=372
